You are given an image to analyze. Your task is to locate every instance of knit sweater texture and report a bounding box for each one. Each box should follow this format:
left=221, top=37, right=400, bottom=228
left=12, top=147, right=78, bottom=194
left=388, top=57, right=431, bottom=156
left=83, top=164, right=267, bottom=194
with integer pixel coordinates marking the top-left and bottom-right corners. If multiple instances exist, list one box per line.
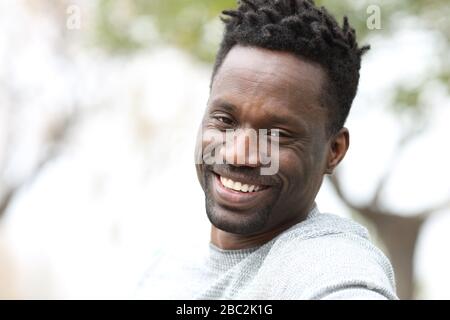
left=137, top=205, right=398, bottom=299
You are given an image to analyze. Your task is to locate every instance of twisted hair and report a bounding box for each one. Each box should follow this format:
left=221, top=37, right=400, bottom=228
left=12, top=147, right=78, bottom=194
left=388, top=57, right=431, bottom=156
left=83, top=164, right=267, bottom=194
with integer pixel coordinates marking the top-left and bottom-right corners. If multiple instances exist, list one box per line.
left=212, top=0, right=369, bottom=135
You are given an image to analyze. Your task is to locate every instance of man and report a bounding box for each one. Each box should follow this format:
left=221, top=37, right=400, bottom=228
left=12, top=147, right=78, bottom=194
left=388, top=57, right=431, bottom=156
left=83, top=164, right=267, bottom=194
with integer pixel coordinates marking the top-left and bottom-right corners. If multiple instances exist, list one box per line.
left=138, top=0, right=397, bottom=299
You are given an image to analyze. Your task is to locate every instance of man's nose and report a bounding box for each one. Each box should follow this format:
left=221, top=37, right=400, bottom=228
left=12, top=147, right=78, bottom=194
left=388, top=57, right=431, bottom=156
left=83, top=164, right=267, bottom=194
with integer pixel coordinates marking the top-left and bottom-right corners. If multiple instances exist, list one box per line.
left=220, top=129, right=261, bottom=167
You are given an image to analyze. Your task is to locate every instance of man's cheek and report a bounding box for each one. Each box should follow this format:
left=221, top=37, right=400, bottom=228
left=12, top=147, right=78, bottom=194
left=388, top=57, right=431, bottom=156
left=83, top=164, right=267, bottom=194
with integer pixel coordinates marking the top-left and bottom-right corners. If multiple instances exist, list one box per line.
left=280, top=156, right=308, bottom=192
left=195, top=163, right=205, bottom=189
left=200, top=129, right=225, bottom=165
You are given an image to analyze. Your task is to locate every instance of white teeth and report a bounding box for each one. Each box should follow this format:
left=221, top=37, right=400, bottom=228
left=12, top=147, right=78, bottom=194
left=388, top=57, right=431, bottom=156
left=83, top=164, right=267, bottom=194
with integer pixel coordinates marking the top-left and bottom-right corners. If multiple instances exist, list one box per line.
left=219, top=176, right=262, bottom=193
left=220, top=176, right=234, bottom=189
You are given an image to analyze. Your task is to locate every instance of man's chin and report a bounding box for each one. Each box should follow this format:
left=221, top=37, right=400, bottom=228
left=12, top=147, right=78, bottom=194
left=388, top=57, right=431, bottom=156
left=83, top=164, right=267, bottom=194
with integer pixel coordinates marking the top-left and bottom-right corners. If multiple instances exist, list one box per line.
left=202, top=169, right=279, bottom=235
left=205, top=200, right=270, bottom=235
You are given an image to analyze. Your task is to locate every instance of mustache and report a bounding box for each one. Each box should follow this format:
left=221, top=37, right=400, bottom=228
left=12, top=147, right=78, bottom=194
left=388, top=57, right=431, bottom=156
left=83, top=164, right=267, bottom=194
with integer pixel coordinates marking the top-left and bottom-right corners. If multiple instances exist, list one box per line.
left=204, top=164, right=280, bottom=187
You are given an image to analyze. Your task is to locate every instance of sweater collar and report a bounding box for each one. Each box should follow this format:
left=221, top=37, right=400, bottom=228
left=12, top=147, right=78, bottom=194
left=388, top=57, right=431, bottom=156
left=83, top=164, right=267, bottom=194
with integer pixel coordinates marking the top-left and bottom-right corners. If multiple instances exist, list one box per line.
left=207, top=203, right=319, bottom=271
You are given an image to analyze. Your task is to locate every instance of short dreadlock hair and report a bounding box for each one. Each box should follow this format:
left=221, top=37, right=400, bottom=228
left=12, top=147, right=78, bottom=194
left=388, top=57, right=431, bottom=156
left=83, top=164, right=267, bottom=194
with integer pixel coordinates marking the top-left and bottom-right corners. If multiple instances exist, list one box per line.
left=211, top=0, right=370, bottom=136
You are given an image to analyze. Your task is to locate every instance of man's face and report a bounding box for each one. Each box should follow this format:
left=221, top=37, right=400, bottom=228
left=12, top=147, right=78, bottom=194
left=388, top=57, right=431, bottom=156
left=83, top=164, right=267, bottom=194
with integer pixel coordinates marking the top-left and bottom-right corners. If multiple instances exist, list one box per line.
left=195, top=46, right=334, bottom=236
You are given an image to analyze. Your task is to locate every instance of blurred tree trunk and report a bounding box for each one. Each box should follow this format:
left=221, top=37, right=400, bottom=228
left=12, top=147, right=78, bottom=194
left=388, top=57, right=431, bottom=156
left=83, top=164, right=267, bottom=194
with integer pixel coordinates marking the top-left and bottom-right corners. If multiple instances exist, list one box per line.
left=329, top=173, right=449, bottom=299
left=367, top=212, right=424, bottom=300
left=0, top=1, right=90, bottom=220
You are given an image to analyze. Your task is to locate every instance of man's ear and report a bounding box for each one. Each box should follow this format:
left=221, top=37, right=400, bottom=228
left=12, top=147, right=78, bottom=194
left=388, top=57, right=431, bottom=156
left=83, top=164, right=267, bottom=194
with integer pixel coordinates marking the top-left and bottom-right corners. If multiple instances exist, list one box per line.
left=325, top=127, right=349, bottom=174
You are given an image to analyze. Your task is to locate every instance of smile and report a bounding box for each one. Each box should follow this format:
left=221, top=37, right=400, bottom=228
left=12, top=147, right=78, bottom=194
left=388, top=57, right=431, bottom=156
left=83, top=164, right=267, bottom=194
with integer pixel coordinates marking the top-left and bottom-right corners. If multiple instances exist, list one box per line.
left=219, top=175, right=266, bottom=193
left=211, top=172, right=273, bottom=211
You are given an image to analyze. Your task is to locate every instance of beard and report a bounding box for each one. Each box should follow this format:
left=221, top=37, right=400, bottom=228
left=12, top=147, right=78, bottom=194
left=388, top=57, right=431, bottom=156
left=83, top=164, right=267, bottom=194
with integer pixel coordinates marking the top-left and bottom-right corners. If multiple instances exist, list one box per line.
left=203, top=169, right=276, bottom=235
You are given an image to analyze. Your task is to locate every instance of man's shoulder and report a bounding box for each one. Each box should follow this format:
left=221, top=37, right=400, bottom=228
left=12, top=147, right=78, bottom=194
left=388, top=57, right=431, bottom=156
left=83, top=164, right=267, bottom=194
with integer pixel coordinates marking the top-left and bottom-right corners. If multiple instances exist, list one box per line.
left=269, top=212, right=389, bottom=271
left=259, top=212, right=397, bottom=299
left=271, top=211, right=374, bottom=250
left=282, top=211, right=370, bottom=241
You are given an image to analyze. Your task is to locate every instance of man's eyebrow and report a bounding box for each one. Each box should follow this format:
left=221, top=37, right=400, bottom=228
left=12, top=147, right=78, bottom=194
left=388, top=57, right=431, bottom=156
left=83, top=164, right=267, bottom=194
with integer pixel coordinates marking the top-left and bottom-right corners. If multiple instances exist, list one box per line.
left=209, top=99, right=237, bottom=113
left=263, top=110, right=308, bottom=130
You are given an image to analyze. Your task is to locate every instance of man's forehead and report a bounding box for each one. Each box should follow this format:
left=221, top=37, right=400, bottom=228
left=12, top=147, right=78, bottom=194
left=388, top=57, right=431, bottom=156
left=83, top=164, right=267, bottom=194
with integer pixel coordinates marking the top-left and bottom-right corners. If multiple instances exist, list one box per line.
left=213, top=46, right=326, bottom=98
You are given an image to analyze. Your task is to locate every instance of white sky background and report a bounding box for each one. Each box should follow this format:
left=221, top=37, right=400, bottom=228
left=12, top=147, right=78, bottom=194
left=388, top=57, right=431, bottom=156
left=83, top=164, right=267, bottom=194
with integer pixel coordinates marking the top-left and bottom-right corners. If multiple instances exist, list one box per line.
left=0, top=1, right=449, bottom=299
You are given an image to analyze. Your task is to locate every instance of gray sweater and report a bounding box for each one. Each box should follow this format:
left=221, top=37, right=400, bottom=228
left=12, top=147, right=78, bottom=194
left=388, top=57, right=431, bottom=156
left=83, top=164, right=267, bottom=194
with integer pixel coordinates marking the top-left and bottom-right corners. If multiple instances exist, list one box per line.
left=137, top=205, right=398, bottom=299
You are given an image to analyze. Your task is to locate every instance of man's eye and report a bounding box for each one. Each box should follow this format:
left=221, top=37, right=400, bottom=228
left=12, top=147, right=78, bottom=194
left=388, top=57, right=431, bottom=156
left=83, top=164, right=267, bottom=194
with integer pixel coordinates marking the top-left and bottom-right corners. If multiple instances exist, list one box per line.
left=215, top=116, right=234, bottom=125
left=267, top=129, right=290, bottom=138
left=267, top=129, right=280, bottom=137
left=267, top=129, right=278, bottom=137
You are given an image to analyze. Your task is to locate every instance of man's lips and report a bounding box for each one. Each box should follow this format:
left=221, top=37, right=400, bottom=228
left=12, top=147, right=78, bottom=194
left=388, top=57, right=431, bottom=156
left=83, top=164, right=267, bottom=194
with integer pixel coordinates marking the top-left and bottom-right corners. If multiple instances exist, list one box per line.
left=211, top=172, right=274, bottom=211
left=219, top=174, right=269, bottom=192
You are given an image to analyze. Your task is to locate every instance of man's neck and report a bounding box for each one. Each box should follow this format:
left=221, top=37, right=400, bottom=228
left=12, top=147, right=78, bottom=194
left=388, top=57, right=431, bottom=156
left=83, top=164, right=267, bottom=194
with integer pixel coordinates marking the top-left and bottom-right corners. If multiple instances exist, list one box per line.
left=211, top=227, right=281, bottom=250
left=210, top=205, right=316, bottom=250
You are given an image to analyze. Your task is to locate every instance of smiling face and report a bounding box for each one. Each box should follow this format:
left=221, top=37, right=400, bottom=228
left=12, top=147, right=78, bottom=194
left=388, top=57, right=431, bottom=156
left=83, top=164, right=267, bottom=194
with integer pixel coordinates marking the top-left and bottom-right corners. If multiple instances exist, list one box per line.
left=196, top=46, right=349, bottom=243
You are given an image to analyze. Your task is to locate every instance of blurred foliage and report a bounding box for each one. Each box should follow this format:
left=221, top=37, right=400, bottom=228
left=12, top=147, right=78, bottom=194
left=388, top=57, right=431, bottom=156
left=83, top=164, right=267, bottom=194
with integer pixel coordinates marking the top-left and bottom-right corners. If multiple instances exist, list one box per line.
left=394, top=86, right=421, bottom=113
left=95, top=0, right=236, bottom=60
left=94, top=0, right=449, bottom=114
left=94, top=0, right=449, bottom=58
